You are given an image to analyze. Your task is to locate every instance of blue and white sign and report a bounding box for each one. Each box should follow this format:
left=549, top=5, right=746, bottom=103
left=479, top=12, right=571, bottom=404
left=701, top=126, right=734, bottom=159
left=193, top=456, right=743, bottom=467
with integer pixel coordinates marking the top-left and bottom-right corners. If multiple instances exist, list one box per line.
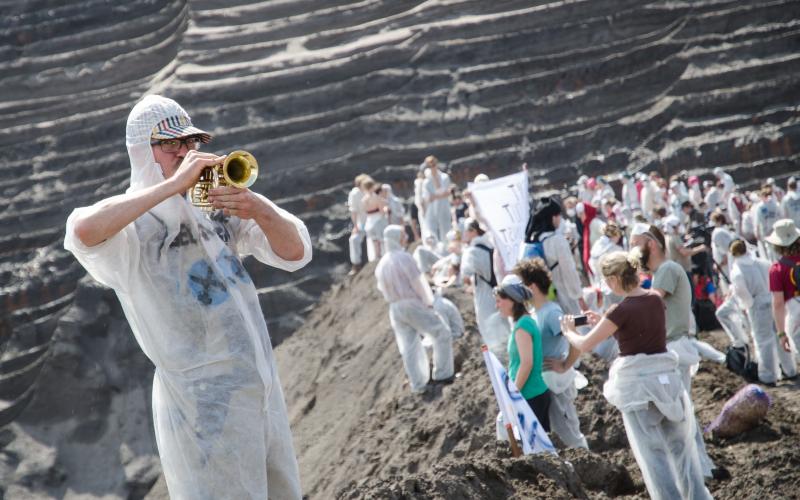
left=482, top=346, right=556, bottom=455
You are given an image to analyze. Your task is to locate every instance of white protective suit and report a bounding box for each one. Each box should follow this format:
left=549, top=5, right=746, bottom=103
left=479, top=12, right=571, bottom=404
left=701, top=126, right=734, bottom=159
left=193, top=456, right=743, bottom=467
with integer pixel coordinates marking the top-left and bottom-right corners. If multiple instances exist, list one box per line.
left=781, top=189, right=800, bottom=227
left=604, top=352, right=712, bottom=500
left=64, top=95, right=311, bottom=499
left=414, top=175, right=428, bottom=236
left=622, top=177, right=639, bottom=210
left=433, top=293, right=465, bottom=339
left=731, top=255, right=797, bottom=382
left=711, top=225, right=749, bottom=347
left=383, top=184, right=406, bottom=226
left=461, top=234, right=499, bottom=341
left=666, top=336, right=715, bottom=477
left=348, top=186, right=366, bottom=265
left=375, top=226, right=454, bottom=392
left=754, top=198, right=780, bottom=261
left=540, top=230, right=583, bottom=315
left=422, top=168, right=452, bottom=243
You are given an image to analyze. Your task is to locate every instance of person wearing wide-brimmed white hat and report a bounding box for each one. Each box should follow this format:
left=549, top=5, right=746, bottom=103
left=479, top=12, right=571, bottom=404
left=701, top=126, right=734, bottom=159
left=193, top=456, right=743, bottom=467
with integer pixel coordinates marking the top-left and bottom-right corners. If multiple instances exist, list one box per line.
left=766, top=219, right=800, bottom=358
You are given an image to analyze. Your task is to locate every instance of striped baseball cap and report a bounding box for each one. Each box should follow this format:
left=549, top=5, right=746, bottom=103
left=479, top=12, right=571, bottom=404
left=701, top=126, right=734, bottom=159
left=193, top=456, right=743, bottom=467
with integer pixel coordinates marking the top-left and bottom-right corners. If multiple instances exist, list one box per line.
left=150, top=113, right=211, bottom=143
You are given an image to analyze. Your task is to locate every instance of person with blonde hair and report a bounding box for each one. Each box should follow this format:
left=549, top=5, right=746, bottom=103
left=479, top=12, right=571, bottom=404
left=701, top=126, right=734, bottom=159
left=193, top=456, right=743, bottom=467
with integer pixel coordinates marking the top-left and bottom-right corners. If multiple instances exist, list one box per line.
left=560, top=251, right=712, bottom=500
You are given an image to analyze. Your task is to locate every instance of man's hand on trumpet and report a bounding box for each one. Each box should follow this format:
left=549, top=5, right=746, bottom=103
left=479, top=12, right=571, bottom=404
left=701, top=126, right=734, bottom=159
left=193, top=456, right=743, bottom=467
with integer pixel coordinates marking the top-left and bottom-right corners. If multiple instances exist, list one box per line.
left=208, top=186, right=261, bottom=219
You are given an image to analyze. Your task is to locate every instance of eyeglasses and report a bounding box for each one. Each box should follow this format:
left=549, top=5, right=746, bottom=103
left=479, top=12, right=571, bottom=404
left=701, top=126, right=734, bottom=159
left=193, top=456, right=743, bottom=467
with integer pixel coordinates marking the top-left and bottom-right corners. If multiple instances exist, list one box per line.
left=150, top=136, right=202, bottom=153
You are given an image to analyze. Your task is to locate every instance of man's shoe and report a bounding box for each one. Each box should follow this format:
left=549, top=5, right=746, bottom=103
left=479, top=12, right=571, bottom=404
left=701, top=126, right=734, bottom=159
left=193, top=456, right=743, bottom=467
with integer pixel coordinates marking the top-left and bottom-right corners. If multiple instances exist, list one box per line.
left=347, top=265, right=362, bottom=276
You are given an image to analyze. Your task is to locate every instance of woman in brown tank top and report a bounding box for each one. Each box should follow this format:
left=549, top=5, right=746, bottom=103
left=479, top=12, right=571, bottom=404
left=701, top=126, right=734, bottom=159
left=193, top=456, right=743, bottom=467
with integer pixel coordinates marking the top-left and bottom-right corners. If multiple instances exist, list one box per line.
left=559, top=250, right=712, bottom=500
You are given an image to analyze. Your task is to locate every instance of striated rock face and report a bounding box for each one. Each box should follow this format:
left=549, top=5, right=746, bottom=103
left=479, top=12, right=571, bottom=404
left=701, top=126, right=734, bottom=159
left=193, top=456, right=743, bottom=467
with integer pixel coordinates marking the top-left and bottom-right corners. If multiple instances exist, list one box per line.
left=1, top=0, right=799, bottom=497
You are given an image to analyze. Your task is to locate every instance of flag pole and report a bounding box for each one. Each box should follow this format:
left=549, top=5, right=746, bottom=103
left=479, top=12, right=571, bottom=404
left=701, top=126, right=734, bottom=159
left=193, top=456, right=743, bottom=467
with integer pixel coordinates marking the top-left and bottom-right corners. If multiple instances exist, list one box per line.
left=505, top=423, right=522, bottom=457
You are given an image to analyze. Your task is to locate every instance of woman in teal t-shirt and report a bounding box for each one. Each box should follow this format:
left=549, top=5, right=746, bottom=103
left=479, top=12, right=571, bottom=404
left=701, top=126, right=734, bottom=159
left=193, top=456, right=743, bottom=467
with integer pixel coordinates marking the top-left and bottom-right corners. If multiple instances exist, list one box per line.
left=494, top=280, right=551, bottom=432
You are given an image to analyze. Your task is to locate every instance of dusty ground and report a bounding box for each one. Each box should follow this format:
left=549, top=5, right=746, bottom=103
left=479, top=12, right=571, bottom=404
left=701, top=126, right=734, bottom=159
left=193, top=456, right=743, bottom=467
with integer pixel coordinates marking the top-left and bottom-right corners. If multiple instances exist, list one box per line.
left=277, top=260, right=800, bottom=499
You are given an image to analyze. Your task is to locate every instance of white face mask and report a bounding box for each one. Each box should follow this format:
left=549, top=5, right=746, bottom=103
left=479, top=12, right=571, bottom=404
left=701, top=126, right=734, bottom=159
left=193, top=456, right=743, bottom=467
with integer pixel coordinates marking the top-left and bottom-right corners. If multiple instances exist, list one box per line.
left=566, top=208, right=576, bottom=218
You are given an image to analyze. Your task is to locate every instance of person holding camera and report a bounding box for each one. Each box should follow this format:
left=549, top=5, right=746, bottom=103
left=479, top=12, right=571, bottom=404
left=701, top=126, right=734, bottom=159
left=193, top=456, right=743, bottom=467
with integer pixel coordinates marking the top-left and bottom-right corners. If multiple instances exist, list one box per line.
left=559, top=251, right=712, bottom=500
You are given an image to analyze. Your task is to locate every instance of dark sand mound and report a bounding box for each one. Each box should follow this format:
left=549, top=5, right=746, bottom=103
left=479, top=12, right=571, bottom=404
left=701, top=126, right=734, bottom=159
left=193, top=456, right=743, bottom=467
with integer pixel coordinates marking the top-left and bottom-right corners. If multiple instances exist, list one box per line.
left=274, top=260, right=800, bottom=499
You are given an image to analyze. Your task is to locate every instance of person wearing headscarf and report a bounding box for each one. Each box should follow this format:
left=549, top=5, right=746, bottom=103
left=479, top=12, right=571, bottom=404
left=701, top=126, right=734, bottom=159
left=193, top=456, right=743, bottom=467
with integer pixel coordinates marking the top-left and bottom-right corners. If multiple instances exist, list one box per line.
left=524, top=198, right=583, bottom=314
left=65, top=95, right=311, bottom=499
left=375, top=225, right=455, bottom=393
left=515, top=259, right=588, bottom=449
left=576, top=201, right=603, bottom=276
left=494, top=277, right=551, bottom=432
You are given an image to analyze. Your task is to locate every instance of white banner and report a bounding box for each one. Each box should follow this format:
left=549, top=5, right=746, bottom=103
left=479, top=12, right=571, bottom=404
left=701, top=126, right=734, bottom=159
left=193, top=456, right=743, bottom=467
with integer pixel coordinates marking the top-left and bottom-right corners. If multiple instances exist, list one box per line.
left=468, top=170, right=530, bottom=271
left=482, top=346, right=556, bottom=455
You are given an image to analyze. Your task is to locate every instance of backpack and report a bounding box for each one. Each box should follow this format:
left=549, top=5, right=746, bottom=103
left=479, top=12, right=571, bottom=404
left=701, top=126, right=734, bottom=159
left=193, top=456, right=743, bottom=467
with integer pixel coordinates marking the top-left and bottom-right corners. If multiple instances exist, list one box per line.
left=474, top=243, right=497, bottom=288
left=779, top=257, right=800, bottom=296
left=519, top=234, right=558, bottom=270
left=693, top=298, right=721, bottom=332
left=725, top=344, right=759, bottom=383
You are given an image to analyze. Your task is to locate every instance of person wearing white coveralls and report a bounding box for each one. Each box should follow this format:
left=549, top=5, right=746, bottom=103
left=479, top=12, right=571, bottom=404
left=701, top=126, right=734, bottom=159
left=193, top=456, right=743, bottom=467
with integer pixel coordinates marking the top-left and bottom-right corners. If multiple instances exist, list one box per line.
left=560, top=251, right=712, bottom=500
left=461, top=218, right=501, bottom=343
left=347, top=173, right=370, bottom=274
left=375, top=225, right=455, bottom=393
left=630, top=223, right=716, bottom=479
left=524, top=198, right=584, bottom=315
left=514, top=258, right=589, bottom=449
left=709, top=211, right=750, bottom=348
left=64, top=95, right=310, bottom=499
left=421, top=155, right=452, bottom=243
left=728, top=239, right=797, bottom=384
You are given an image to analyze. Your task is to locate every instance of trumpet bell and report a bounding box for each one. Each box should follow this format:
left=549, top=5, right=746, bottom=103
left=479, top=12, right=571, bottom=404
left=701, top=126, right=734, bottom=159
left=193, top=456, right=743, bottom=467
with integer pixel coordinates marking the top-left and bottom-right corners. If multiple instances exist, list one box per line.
left=223, top=150, right=258, bottom=188
left=189, top=150, right=260, bottom=212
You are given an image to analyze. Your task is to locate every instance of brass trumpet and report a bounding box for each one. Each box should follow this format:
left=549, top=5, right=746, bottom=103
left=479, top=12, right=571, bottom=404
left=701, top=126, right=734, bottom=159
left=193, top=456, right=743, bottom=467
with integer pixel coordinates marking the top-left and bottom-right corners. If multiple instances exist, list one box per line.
left=189, top=150, right=259, bottom=211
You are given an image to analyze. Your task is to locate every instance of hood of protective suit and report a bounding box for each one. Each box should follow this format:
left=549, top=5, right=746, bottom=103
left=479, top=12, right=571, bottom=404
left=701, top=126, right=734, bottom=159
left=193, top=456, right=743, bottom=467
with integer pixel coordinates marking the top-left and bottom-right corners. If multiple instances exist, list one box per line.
left=125, top=95, right=211, bottom=193
left=384, top=224, right=405, bottom=252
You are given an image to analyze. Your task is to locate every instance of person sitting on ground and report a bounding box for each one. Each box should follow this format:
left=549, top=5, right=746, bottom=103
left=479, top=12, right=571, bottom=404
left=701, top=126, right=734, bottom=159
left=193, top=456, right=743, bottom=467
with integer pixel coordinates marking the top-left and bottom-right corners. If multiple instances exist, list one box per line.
left=514, top=258, right=588, bottom=449
left=767, top=219, right=800, bottom=357
left=375, top=225, right=455, bottom=394
left=559, top=252, right=712, bottom=500
left=493, top=278, right=551, bottom=432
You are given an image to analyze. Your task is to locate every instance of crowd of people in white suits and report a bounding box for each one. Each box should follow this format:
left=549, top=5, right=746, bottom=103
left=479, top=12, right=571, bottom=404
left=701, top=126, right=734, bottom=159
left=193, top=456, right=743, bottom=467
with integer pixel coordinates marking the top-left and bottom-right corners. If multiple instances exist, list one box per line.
left=346, top=157, right=800, bottom=499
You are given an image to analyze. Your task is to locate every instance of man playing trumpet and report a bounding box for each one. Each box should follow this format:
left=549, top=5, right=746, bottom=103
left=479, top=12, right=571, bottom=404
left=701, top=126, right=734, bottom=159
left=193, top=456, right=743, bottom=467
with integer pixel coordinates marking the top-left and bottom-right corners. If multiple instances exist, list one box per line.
left=64, top=95, right=310, bottom=499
